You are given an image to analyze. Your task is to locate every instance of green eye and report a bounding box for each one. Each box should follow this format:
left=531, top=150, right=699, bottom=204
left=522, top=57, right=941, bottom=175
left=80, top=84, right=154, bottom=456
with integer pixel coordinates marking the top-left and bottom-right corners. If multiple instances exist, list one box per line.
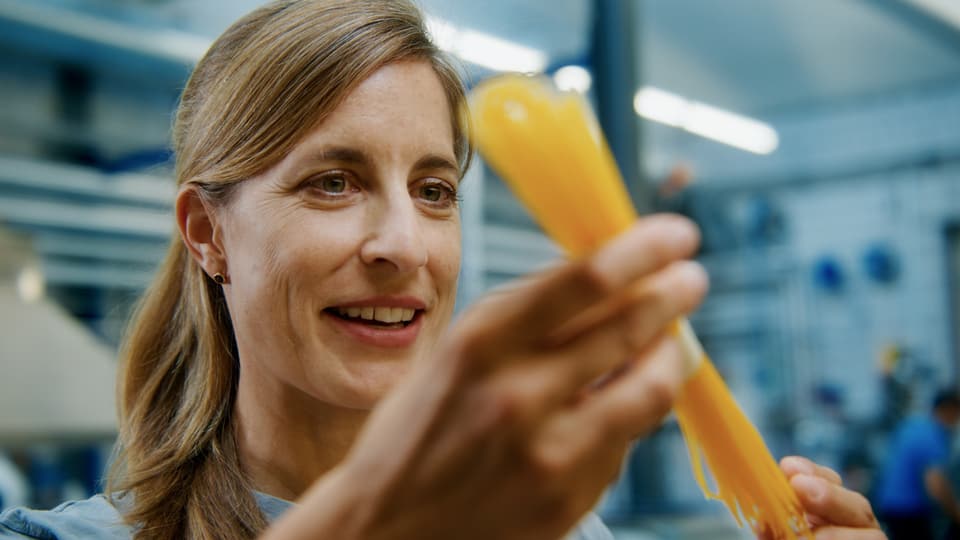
left=416, top=182, right=457, bottom=207
left=319, top=175, right=348, bottom=194
left=421, top=185, right=444, bottom=202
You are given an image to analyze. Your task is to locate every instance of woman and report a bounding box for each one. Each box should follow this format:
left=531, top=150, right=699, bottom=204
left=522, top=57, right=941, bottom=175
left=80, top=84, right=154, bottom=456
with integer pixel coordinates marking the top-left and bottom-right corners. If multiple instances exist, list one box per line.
left=0, top=1, right=884, bottom=539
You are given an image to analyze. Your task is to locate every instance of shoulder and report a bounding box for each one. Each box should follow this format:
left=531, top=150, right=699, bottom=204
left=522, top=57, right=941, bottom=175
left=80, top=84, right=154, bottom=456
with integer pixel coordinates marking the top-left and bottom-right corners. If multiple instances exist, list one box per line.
left=0, top=495, right=131, bottom=540
left=899, top=416, right=937, bottom=442
left=567, top=512, right=614, bottom=540
left=908, top=417, right=948, bottom=445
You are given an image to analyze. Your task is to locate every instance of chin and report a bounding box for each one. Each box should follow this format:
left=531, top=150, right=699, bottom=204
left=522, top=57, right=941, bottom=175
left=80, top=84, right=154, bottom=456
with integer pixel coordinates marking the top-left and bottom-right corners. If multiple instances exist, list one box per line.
left=329, top=363, right=409, bottom=410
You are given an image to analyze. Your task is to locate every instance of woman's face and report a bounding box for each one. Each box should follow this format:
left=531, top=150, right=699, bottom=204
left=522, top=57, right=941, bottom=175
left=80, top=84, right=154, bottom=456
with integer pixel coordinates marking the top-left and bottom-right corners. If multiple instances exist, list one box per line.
left=218, top=60, right=461, bottom=410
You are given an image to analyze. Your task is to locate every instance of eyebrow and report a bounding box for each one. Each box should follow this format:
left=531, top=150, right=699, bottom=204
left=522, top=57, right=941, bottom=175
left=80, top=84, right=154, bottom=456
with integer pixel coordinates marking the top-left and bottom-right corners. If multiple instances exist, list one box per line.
left=307, top=146, right=460, bottom=177
left=413, top=154, right=460, bottom=177
left=310, top=146, right=370, bottom=165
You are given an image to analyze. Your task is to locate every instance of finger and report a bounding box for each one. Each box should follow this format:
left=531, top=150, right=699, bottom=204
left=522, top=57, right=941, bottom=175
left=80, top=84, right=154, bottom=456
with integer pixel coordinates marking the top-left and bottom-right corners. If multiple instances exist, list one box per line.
left=478, top=259, right=567, bottom=300
left=548, top=257, right=708, bottom=345
left=590, top=214, right=701, bottom=291
left=462, top=215, right=700, bottom=351
left=535, top=260, right=706, bottom=401
left=791, top=474, right=879, bottom=529
left=525, top=339, right=683, bottom=494
left=566, top=334, right=687, bottom=442
left=530, top=403, right=629, bottom=491
left=810, top=526, right=887, bottom=540
left=781, top=456, right=843, bottom=485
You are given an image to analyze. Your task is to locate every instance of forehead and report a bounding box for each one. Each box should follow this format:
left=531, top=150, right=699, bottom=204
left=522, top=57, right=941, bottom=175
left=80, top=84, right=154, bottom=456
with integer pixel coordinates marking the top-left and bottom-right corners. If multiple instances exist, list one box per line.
left=302, top=60, right=455, bottom=155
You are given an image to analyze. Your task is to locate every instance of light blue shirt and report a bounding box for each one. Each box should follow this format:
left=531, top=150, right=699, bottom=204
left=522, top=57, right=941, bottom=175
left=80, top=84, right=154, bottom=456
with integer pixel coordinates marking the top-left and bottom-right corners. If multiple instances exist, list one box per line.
left=0, top=491, right=612, bottom=539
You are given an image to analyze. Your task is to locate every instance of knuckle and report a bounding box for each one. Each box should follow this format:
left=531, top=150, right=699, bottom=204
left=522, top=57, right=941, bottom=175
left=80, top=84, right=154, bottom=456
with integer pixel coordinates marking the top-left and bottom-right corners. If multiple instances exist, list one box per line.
left=571, top=259, right=615, bottom=297
left=526, top=445, right=571, bottom=481
left=646, top=233, right=678, bottom=265
left=461, top=386, right=513, bottom=438
left=484, top=385, right=528, bottom=430
left=620, top=324, right=655, bottom=357
left=643, top=373, right=680, bottom=417
left=635, top=284, right=672, bottom=323
left=818, top=463, right=841, bottom=481
left=619, top=292, right=668, bottom=351
left=446, top=320, right=499, bottom=373
left=443, top=345, right=482, bottom=384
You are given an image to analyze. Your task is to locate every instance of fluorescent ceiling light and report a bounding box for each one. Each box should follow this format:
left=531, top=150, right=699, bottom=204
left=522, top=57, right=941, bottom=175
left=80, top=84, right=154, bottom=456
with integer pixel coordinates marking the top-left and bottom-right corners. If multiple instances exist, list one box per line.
left=553, top=65, right=592, bottom=93
left=17, top=266, right=44, bottom=303
left=633, top=86, right=779, bottom=155
left=425, top=16, right=458, bottom=51
left=0, top=2, right=546, bottom=74
left=426, top=16, right=547, bottom=73
left=904, top=0, right=960, bottom=31
left=0, top=0, right=211, bottom=64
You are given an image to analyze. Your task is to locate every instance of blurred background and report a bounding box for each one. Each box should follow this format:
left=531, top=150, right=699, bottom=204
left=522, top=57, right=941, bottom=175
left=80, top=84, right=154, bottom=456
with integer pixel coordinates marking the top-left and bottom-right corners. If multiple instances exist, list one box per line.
left=0, top=0, right=959, bottom=538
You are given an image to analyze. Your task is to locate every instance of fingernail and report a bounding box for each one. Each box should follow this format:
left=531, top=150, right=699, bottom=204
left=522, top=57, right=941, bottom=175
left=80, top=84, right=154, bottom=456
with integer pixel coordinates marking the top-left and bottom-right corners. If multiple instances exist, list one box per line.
left=793, top=474, right=825, bottom=501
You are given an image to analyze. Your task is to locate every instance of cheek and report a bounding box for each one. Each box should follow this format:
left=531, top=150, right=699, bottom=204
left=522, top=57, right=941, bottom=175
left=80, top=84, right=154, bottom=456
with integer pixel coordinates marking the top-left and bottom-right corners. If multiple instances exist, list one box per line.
left=270, top=215, right=365, bottom=283
left=428, top=221, right=462, bottom=290
left=230, top=210, right=364, bottom=306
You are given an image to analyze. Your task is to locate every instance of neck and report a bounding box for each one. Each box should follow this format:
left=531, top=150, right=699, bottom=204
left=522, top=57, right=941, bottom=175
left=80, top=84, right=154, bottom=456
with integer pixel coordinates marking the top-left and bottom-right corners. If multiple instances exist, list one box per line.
left=235, top=373, right=370, bottom=502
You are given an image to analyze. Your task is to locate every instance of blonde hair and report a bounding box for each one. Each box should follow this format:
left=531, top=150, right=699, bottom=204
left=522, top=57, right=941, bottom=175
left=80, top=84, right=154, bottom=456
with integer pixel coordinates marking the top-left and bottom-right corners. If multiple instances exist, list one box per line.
left=108, top=1, right=470, bottom=538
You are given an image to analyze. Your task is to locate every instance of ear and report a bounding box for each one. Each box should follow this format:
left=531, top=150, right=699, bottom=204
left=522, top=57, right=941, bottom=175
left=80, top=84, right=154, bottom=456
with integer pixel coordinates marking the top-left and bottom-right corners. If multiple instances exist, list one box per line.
left=176, top=185, right=226, bottom=278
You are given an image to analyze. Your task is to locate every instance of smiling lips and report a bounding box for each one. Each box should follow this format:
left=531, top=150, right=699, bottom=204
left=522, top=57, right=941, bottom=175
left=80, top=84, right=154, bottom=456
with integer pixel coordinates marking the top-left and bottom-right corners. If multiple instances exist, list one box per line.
left=325, top=299, right=425, bottom=348
left=334, top=306, right=416, bottom=324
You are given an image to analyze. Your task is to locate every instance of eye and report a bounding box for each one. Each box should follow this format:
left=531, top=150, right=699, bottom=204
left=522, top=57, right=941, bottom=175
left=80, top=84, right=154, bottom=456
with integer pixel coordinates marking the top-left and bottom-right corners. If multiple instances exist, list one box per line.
left=303, top=171, right=359, bottom=198
left=420, top=184, right=445, bottom=202
left=414, top=179, right=458, bottom=208
left=317, top=174, right=348, bottom=194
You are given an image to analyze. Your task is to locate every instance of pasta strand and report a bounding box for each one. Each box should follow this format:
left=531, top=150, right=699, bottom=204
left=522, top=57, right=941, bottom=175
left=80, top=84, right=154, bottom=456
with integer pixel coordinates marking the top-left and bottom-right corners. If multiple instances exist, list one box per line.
left=469, top=75, right=812, bottom=540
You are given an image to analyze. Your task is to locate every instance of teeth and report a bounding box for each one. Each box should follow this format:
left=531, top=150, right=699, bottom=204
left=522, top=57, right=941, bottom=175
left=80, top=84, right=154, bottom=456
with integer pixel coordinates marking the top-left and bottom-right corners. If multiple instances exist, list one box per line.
left=374, top=306, right=393, bottom=323
left=336, top=306, right=418, bottom=324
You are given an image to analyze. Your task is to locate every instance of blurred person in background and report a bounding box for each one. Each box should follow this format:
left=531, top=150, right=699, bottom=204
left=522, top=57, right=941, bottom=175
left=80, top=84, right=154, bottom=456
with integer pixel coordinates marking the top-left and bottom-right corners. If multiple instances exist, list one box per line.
left=876, top=389, right=960, bottom=540
left=0, top=1, right=885, bottom=539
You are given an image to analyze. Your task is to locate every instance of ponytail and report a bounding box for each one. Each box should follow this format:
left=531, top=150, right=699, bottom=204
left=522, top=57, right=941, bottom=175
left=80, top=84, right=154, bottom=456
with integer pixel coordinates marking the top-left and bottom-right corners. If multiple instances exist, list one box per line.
left=108, top=241, right=267, bottom=539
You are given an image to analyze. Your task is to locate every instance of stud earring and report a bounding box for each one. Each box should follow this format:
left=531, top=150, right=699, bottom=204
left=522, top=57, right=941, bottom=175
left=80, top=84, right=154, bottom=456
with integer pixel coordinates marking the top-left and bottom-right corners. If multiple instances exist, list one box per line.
left=213, top=273, right=226, bottom=284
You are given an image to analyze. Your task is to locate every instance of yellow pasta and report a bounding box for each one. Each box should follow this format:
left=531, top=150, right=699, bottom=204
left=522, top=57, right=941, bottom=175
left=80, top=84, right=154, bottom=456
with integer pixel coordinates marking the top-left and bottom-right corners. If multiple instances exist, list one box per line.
left=469, top=74, right=811, bottom=540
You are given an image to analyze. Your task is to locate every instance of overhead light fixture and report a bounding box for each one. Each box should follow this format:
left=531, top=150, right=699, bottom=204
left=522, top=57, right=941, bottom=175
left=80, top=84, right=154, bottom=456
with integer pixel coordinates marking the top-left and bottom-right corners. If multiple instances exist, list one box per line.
left=426, top=16, right=547, bottom=73
left=553, top=65, right=592, bottom=93
left=0, top=3, right=545, bottom=73
left=16, top=266, right=45, bottom=303
left=0, top=1, right=212, bottom=64
left=633, top=86, right=779, bottom=155
left=905, top=0, right=960, bottom=31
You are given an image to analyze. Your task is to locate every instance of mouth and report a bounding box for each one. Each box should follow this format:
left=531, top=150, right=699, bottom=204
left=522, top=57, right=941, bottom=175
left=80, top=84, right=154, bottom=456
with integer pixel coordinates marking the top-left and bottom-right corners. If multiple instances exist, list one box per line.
left=323, top=306, right=422, bottom=329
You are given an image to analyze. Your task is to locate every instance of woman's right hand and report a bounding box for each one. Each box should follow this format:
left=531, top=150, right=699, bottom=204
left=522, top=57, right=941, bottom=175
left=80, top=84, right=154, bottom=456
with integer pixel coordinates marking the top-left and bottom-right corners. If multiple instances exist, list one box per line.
left=267, top=214, right=708, bottom=540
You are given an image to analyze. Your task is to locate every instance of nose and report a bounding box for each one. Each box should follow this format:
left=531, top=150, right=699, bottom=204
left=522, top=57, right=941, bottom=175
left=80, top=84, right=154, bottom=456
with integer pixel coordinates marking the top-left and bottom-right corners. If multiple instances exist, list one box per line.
left=359, top=190, right=429, bottom=272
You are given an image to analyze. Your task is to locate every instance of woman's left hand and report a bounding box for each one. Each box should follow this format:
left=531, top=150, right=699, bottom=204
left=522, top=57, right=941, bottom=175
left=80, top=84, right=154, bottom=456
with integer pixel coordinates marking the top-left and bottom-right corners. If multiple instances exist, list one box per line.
left=774, top=456, right=886, bottom=540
